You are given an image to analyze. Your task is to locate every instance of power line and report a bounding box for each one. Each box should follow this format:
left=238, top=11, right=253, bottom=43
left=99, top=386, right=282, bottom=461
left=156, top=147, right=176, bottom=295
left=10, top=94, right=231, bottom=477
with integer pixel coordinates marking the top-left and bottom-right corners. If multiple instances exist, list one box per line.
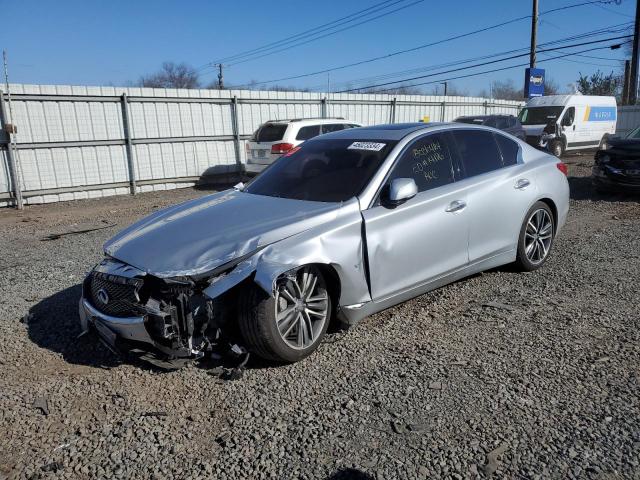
left=212, top=0, right=408, bottom=64
left=307, top=22, right=631, bottom=91
left=338, top=34, right=631, bottom=92
left=230, top=0, right=622, bottom=88
left=227, top=0, right=426, bottom=66
left=373, top=43, right=627, bottom=93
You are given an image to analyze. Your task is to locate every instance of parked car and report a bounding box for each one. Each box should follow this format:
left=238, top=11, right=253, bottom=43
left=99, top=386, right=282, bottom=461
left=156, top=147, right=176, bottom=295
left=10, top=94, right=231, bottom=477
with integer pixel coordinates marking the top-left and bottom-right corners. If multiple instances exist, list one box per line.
left=79, top=122, right=569, bottom=366
left=454, top=114, right=526, bottom=140
left=519, top=94, right=617, bottom=157
left=245, top=118, right=361, bottom=174
left=592, top=124, right=640, bottom=193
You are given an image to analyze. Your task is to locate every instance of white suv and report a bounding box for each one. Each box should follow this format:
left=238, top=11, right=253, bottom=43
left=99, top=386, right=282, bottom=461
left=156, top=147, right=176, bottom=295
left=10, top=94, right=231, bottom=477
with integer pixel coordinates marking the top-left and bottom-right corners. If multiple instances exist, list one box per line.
left=245, top=118, right=361, bottom=174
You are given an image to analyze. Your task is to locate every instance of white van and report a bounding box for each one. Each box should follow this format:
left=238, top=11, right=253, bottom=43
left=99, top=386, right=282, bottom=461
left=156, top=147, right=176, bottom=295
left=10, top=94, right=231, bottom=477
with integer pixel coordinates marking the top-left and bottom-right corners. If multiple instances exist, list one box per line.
left=518, top=94, right=617, bottom=157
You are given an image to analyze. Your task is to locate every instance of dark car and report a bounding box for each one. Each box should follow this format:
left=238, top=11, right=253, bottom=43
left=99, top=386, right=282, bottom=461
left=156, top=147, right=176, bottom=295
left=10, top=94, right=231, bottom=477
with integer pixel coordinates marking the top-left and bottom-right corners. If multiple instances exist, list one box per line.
left=454, top=115, right=526, bottom=140
left=592, top=125, right=640, bottom=193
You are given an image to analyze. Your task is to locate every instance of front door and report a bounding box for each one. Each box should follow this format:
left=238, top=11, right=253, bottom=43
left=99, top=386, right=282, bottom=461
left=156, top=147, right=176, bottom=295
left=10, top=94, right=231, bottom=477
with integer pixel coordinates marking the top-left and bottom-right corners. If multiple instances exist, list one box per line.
left=362, top=132, right=469, bottom=301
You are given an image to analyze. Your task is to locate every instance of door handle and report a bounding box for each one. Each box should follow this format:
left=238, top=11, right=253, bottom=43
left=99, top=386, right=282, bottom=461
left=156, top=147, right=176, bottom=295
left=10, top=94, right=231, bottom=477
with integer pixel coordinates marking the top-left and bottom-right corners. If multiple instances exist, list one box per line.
left=445, top=200, right=466, bottom=213
left=515, top=178, right=530, bottom=190
left=572, top=125, right=576, bottom=131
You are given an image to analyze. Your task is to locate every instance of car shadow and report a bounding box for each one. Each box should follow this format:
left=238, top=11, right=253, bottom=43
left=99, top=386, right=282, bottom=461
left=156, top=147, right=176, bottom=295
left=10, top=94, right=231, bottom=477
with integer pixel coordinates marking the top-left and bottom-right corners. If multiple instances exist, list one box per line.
left=26, top=284, right=123, bottom=369
left=195, top=165, right=245, bottom=191
left=326, top=468, right=374, bottom=480
left=27, top=284, right=280, bottom=372
left=568, top=175, right=640, bottom=202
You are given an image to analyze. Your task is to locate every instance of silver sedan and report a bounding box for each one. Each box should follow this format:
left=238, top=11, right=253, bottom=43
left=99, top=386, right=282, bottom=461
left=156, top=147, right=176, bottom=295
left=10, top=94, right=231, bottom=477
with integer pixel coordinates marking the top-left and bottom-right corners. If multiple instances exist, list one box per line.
left=79, top=123, right=569, bottom=365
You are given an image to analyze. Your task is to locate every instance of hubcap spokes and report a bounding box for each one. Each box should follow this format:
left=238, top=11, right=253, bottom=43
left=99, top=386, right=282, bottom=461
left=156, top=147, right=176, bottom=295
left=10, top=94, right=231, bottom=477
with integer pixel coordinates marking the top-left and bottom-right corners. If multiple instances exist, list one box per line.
left=524, top=209, right=553, bottom=264
left=275, top=267, right=328, bottom=350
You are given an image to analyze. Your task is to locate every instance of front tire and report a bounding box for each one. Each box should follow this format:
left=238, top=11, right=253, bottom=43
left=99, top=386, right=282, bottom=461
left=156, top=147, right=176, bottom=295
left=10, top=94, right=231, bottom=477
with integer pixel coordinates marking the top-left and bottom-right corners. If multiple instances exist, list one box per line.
left=238, top=266, right=331, bottom=362
left=549, top=139, right=564, bottom=158
left=515, top=202, right=555, bottom=271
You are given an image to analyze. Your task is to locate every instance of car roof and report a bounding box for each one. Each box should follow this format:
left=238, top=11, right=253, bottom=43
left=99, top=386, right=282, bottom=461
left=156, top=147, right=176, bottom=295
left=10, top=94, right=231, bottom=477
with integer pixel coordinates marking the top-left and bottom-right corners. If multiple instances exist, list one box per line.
left=317, top=122, right=447, bottom=141
left=264, top=118, right=360, bottom=126
left=456, top=114, right=514, bottom=120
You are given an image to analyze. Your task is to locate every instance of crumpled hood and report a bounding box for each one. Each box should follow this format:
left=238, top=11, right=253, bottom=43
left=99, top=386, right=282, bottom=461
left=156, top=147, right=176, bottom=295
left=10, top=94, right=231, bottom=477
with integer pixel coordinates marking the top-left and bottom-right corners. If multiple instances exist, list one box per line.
left=104, top=190, right=346, bottom=278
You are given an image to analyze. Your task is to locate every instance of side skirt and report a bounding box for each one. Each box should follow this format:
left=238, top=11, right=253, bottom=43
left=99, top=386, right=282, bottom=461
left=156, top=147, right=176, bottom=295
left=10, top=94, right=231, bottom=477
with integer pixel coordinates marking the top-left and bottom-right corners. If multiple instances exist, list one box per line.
left=338, top=249, right=516, bottom=325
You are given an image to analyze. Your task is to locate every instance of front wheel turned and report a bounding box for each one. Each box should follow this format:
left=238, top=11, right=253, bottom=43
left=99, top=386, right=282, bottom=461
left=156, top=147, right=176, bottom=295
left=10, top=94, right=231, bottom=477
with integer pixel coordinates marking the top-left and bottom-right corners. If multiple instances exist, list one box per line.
left=238, top=266, right=331, bottom=363
left=515, top=202, right=555, bottom=271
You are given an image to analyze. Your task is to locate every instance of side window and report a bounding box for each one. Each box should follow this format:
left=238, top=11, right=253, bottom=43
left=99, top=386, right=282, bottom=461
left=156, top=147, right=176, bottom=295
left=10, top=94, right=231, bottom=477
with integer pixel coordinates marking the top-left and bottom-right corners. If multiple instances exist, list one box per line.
left=495, top=134, right=520, bottom=167
left=321, top=123, right=345, bottom=134
left=296, top=125, right=322, bottom=141
left=452, top=130, right=503, bottom=177
left=561, top=107, right=575, bottom=126
left=387, top=133, right=455, bottom=193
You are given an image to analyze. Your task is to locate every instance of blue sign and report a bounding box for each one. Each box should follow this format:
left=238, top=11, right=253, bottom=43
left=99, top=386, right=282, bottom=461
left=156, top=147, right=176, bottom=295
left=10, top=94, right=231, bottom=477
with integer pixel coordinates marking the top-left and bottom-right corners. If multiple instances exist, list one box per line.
left=524, top=67, right=545, bottom=98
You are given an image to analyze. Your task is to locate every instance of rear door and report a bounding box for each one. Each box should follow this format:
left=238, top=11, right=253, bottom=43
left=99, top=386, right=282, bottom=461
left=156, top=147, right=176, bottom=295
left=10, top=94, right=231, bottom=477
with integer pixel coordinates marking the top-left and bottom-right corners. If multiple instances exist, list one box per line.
left=451, top=129, right=538, bottom=263
left=362, top=132, right=469, bottom=300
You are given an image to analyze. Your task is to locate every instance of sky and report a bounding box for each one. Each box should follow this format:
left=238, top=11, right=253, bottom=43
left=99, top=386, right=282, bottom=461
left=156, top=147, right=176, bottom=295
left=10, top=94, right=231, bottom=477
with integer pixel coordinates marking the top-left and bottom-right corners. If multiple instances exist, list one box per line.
left=0, top=0, right=636, bottom=95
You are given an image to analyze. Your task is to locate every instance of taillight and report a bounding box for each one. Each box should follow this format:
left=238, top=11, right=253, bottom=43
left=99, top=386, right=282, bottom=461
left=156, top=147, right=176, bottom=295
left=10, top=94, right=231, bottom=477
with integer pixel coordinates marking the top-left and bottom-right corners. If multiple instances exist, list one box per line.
left=556, top=162, right=568, bottom=176
left=271, top=143, right=294, bottom=155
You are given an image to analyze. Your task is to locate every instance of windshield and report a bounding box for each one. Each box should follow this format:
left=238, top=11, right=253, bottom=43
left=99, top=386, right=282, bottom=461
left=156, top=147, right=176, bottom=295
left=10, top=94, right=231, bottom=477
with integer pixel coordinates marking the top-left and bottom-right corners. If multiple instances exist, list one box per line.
left=245, top=138, right=397, bottom=202
left=518, top=106, right=564, bottom=125
left=626, top=126, right=640, bottom=139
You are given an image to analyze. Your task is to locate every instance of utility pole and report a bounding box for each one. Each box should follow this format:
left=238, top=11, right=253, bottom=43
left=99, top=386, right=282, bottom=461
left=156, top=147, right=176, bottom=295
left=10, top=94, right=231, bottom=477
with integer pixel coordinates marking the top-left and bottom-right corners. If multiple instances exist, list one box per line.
left=2, top=50, right=23, bottom=210
left=441, top=81, right=448, bottom=96
left=630, top=0, right=640, bottom=104
left=530, top=0, right=538, bottom=68
left=623, top=59, right=631, bottom=105
left=216, top=63, right=224, bottom=90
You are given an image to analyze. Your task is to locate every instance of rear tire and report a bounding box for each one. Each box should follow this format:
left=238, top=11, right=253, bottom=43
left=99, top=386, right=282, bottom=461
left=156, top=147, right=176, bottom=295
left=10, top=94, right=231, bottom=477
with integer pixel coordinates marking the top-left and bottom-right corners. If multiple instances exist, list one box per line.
left=515, top=202, right=555, bottom=272
left=238, top=266, right=331, bottom=362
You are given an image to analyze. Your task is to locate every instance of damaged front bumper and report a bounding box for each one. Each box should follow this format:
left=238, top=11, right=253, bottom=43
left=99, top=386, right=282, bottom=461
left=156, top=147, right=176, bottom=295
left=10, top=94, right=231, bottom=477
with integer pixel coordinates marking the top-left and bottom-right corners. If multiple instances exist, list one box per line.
left=79, top=297, right=155, bottom=352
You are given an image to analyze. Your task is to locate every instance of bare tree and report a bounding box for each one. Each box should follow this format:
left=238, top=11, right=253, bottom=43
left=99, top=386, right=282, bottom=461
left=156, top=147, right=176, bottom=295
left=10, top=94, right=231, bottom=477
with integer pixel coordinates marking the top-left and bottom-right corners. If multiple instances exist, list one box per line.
left=544, top=77, right=561, bottom=95
left=576, top=70, right=620, bottom=96
left=139, top=62, right=201, bottom=89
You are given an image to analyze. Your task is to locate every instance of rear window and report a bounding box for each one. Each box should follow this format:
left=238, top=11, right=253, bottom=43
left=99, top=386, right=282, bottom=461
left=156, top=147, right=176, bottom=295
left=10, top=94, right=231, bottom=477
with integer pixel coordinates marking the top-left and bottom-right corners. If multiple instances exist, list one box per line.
left=495, top=134, right=519, bottom=166
left=296, top=125, right=322, bottom=141
left=255, top=123, right=287, bottom=142
left=452, top=129, right=503, bottom=177
left=245, top=138, right=398, bottom=202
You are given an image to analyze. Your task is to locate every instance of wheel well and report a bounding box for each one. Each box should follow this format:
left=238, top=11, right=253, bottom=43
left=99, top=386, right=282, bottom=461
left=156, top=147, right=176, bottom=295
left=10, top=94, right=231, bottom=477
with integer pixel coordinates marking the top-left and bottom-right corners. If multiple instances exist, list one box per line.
left=538, top=198, right=558, bottom=233
left=313, top=264, right=341, bottom=317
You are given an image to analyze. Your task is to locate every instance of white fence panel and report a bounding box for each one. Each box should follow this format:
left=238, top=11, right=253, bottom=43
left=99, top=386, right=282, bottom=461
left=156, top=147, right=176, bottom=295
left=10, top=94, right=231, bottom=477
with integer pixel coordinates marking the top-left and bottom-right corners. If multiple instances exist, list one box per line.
left=0, top=83, right=524, bottom=207
left=616, top=106, right=640, bottom=136
left=0, top=149, right=10, bottom=194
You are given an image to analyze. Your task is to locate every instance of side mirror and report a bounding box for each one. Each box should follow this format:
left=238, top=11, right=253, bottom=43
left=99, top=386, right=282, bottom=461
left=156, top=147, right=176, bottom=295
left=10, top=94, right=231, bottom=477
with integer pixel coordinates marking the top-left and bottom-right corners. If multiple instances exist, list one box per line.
left=233, top=182, right=245, bottom=191
left=387, top=178, right=417, bottom=206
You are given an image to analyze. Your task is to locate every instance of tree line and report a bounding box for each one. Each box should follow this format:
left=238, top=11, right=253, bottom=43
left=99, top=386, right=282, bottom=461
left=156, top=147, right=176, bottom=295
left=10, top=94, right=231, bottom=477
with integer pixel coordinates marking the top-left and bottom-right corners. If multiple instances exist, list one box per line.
left=135, top=61, right=622, bottom=99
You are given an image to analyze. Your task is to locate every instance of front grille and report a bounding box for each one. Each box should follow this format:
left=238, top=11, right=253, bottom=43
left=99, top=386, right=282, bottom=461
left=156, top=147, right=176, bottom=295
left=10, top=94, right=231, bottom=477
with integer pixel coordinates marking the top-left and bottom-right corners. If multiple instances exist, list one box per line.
left=89, top=272, right=144, bottom=317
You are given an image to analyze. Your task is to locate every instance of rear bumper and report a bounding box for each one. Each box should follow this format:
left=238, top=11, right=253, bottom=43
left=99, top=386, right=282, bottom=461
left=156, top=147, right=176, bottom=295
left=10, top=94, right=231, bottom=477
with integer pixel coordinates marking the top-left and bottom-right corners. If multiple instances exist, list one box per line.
left=244, top=162, right=268, bottom=174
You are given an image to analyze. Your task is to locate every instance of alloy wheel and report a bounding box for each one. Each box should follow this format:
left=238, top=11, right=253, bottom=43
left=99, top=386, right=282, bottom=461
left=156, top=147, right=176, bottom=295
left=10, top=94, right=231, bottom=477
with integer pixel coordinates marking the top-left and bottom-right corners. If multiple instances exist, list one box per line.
left=274, top=267, right=329, bottom=350
left=524, top=209, right=553, bottom=264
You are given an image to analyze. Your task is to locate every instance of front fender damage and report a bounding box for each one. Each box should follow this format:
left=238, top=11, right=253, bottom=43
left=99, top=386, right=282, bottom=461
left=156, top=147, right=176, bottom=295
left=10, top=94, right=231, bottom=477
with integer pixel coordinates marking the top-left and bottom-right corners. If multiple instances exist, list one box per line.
left=84, top=202, right=370, bottom=368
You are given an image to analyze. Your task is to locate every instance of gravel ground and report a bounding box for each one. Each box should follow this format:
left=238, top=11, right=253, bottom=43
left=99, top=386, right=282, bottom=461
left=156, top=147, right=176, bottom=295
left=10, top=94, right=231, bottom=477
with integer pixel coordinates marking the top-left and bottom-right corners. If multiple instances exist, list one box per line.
left=0, top=155, right=639, bottom=479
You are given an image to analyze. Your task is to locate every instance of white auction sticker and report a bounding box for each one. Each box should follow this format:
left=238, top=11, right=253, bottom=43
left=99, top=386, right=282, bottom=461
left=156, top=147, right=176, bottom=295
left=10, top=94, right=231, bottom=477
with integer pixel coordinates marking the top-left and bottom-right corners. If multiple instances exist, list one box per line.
left=347, top=141, right=386, bottom=152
